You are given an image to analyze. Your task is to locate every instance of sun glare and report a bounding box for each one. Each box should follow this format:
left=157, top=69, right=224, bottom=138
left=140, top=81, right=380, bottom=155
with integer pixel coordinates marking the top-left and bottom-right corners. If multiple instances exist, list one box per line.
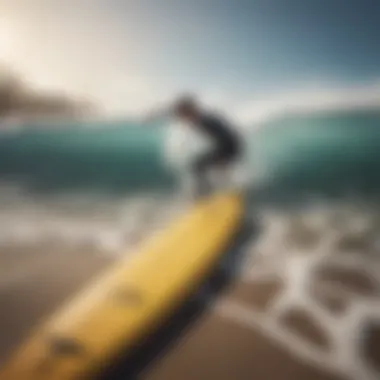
left=0, top=20, right=16, bottom=60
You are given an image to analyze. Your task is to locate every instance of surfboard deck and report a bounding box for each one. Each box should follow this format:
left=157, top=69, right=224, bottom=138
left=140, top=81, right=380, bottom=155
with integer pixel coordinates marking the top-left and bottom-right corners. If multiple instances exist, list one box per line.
left=0, top=192, right=244, bottom=380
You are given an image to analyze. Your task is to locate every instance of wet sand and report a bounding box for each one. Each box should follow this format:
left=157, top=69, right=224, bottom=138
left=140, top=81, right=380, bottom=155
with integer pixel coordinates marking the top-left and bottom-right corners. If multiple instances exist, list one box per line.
left=0, top=244, right=113, bottom=367
left=0, top=241, right=379, bottom=380
left=142, top=284, right=346, bottom=380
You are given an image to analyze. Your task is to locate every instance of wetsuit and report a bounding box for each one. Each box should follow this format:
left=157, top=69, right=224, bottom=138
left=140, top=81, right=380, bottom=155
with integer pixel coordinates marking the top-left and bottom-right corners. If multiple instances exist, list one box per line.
left=190, top=113, right=242, bottom=195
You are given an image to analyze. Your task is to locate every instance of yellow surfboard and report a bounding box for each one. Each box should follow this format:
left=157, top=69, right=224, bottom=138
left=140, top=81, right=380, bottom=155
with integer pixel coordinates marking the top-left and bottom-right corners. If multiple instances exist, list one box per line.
left=0, top=192, right=243, bottom=380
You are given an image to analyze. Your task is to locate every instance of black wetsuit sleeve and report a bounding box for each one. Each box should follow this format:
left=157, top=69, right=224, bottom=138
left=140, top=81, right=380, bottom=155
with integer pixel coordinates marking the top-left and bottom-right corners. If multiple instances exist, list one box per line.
left=199, top=114, right=240, bottom=150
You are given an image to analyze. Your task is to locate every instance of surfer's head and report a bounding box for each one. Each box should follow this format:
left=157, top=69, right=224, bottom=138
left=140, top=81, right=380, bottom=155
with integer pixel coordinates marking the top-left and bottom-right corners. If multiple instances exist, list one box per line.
left=173, top=95, right=200, bottom=121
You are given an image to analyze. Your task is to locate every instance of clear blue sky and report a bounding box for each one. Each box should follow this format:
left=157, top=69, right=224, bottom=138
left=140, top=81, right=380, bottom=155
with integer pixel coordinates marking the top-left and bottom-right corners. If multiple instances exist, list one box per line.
left=103, top=0, right=380, bottom=89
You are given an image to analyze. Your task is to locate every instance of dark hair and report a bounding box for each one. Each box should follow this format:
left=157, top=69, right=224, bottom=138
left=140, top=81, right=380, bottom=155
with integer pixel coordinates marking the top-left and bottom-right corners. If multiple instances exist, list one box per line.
left=173, top=94, right=198, bottom=114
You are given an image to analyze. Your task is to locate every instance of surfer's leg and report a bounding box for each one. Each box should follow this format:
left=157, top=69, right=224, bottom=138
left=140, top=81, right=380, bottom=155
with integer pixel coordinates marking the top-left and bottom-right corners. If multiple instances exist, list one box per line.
left=209, top=145, right=240, bottom=188
left=191, top=141, right=241, bottom=197
left=191, top=151, right=215, bottom=197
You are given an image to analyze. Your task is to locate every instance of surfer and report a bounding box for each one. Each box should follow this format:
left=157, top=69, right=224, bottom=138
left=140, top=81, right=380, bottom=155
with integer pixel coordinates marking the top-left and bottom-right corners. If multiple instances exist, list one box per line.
left=146, top=95, right=243, bottom=197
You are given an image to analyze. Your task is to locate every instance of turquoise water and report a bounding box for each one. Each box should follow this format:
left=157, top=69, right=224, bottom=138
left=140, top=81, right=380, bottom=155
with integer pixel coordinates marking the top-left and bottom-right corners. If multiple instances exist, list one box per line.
left=0, top=122, right=173, bottom=193
left=0, top=110, right=379, bottom=201
left=1, top=118, right=380, bottom=380
left=254, top=110, right=380, bottom=201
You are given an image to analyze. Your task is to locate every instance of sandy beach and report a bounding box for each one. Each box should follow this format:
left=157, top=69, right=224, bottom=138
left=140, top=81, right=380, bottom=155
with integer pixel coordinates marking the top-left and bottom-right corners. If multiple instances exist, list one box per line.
left=1, top=200, right=380, bottom=380
left=0, top=244, right=338, bottom=380
left=143, top=282, right=347, bottom=380
left=0, top=243, right=113, bottom=367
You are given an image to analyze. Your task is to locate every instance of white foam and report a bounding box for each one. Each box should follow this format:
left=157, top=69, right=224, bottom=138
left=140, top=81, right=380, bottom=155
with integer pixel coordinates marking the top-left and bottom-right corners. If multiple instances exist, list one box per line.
left=216, top=197, right=380, bottom=380
left=0, top=189, right=186, bottom=255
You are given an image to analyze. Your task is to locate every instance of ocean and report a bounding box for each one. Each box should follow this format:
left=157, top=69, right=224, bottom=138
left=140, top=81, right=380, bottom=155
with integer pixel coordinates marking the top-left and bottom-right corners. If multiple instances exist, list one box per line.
left=1, top=109, right=380, bottom=379
left=0, top=109, right=379, bottom=251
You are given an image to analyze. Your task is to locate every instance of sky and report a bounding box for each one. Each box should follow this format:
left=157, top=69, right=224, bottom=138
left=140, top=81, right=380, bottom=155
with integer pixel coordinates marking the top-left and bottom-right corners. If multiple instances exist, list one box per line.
left=1, top=0, right=380, bottom=122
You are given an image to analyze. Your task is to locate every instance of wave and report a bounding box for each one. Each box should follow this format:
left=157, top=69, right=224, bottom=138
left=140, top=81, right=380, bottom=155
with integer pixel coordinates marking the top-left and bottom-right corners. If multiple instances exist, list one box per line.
left=0, top=108, right=379, bottom=250
left=0, top=121, right=175, bottom=193
left=1, top=108, right=379, bottom=198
